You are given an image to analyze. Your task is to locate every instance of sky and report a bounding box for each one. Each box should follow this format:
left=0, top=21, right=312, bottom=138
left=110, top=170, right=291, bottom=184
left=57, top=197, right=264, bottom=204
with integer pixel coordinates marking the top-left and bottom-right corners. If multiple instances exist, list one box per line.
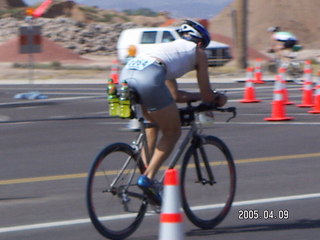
left=23, top=0, right=234, bottom=19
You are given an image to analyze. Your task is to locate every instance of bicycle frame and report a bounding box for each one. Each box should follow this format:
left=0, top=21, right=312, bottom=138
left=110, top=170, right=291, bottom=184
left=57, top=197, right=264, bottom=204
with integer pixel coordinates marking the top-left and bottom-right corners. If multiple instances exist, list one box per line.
left=131, top=105, right=203, bottom=183
left=164, top=123, right=199, bottom=177
left=269, top=51, right=303, bottom=71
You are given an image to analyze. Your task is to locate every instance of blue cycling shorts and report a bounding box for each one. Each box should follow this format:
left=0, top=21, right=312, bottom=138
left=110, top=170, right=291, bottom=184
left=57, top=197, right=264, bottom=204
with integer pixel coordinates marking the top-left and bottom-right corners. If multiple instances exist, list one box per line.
left=120, top=60, right=173, bottom=112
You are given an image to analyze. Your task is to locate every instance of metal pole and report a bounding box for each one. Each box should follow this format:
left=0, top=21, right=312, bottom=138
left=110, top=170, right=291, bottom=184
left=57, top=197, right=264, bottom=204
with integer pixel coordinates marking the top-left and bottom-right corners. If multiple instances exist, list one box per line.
left=235, top=0, right=248, bottom=69
left=28, top=52, right=34, bottom=85
left=27, top=16, right=34, bottom=86
left=231, top=9, right=237, bottom=60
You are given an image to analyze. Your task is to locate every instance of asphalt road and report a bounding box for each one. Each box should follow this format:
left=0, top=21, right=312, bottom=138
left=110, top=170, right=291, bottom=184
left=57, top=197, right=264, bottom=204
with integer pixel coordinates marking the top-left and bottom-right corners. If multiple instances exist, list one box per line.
left=0, top=81, right=319, bottom=240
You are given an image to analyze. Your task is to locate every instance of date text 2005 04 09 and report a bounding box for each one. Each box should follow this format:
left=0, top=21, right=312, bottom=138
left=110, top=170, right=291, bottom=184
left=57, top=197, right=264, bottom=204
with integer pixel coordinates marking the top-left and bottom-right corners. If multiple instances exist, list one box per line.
left=238, top=209, right=289, bottom=220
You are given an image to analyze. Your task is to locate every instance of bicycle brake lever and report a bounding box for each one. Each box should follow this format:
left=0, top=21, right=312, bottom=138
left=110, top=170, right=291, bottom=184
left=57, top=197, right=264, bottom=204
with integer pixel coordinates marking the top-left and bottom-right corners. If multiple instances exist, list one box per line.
left=226, top=107, right=237, bottom=122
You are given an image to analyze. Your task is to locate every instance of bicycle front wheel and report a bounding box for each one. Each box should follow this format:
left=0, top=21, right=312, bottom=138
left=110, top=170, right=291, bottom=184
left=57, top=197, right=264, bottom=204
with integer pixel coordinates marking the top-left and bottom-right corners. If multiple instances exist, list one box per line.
left=181, top=135, right=236, bottom=229
left=86, top=143, right=147, bottom=240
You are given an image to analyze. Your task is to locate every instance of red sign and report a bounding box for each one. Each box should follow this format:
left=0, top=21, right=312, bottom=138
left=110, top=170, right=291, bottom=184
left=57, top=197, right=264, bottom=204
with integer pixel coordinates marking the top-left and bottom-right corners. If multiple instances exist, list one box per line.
left=19, top=26, right=42, bottom=54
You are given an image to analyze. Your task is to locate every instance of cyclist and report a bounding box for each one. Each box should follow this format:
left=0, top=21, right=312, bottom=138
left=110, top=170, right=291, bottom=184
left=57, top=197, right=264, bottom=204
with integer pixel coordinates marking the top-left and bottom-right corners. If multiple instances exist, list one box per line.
left=119, top=19, right=227, bottom=202
left=267, top=26, right=298, bottom=59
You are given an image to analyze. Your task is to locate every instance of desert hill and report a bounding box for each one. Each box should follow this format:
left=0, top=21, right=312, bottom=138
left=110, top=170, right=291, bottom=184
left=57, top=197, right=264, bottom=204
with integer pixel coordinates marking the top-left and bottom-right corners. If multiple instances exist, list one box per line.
left=0, top=36, right=89, bottom=62
left=210, top=0, right=320, bottom=51
left=2, top=0, right=320, bottom=52
left=0, top=0, right=26, bottom=8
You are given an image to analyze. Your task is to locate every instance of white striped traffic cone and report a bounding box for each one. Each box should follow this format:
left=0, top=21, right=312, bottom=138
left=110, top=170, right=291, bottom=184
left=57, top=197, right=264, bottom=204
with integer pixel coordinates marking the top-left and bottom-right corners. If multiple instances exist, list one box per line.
left=254, top=58, right=265, bottom=84
left=159, top=169, right=184, bottom=240
left=297, top=63, right=314, bottom=107
left=304, top=59, right=312, bottom=74
left=264, top=74, right=294, bottom=121
left=110, top=59, right=120, bottom=84
left=278, top=67, right=294, bottom=105
left=240, top=67, right=262, bottom=103
left=309, top=71, right=320, bottom=114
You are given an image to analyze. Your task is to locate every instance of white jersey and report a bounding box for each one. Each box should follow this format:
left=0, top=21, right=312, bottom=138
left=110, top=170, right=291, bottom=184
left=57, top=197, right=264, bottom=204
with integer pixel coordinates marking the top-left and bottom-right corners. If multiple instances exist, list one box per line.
left=273, top=31, right=297, bottom=42
left=142, top=39, right=197, bottom=79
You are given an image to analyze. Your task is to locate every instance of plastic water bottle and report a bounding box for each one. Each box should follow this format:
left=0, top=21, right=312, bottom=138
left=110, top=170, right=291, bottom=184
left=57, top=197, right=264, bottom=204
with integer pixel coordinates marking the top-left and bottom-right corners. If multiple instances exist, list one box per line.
left=107, top=78, right=119, bottom=116
left=198, top=111, right=214, bottom=126
left=119, top=81, right=131, bottom=118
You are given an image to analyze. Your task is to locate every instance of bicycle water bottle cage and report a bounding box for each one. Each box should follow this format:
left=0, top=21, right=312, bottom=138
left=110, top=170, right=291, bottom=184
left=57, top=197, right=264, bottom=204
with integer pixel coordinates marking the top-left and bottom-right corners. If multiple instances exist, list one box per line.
left=292, top=45, right=302, bottom=52
left=126, top=88, right=141, bottom=119
left=129, top=88, right=141, bottom=104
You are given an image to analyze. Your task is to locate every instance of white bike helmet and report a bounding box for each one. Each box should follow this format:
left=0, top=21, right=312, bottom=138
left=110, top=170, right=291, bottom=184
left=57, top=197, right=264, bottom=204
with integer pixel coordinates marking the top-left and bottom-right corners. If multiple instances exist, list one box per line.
left=267, top=26, right=280, bottom=32
left=178, top=19, right=211, bottom=48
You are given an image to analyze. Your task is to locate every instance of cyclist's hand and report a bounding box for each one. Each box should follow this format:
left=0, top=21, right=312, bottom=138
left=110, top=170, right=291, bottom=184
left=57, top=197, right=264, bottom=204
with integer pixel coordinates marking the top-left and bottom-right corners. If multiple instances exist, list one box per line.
left=202, top=91, right=227, bottom=107
left=215, top=92, right=228, bottom=107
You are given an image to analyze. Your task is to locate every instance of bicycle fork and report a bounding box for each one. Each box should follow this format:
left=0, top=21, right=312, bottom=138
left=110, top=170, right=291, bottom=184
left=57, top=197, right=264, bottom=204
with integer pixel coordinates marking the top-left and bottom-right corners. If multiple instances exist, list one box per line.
left=192, top=136, right=217, bottom=186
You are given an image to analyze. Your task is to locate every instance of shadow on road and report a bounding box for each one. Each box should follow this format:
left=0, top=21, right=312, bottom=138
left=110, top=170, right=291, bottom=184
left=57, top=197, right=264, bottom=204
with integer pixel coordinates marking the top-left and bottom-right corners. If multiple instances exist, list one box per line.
left=187, top=219, right=320, bottom=236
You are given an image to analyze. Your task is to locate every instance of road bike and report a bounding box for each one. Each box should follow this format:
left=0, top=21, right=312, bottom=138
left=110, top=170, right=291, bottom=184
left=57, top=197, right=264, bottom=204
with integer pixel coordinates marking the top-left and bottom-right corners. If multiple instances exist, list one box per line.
left=267, top=47, right=304, bottom=84
left=86, top=92, right=237, bottom=239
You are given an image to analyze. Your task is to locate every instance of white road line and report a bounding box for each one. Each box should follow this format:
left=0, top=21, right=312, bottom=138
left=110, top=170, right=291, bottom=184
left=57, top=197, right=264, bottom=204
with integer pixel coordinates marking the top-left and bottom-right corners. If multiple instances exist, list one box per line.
left=1, top=192, right=320, bottom=234
left=97, top=121, right=320, bottom=126
left=218, top=121, right=320, bottom=125
left=0, top=96, right=104, bottom=107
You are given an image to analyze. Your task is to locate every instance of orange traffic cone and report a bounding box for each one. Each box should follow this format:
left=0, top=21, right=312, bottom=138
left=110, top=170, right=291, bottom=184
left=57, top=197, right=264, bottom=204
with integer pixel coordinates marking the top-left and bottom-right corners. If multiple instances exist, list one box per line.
left=309, top=72, right=320, bottom=114
left=240, top=67, right=262, bottom=103
left=253, top=58, right=265, bottom=84
left=264, top=75, right=294, bottom=121
left=110, top=59, right=120, bottom=84
left=278, top=67, right=294, bottom=105
left=297, top=59, right=312, bottom=89
left=304, top=59, right=312, bottom=73
left=296, top=64, right=314, bottom=107
left=159, top=169, right=184, bottom=240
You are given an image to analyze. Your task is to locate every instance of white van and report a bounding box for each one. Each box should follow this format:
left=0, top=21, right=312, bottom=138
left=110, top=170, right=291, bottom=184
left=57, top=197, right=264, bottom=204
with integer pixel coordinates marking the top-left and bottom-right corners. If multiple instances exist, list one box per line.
left=117, top=27, right=232, bottom=66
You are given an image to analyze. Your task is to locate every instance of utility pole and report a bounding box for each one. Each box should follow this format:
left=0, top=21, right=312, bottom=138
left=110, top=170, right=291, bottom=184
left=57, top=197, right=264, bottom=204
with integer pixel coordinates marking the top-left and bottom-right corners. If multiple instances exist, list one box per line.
left=235, top=0, right=248, bottom=69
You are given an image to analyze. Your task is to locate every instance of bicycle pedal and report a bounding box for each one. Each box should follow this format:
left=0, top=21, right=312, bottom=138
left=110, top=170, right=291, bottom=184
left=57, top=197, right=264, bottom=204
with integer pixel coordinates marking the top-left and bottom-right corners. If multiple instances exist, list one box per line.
left=121, top=195, right=131, bottom=204
left=140, top=188, right=161, bottom=206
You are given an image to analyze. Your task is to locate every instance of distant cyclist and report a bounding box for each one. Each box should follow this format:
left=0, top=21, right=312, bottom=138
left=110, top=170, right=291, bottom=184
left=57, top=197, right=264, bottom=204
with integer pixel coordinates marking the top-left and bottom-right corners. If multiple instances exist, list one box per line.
left=267, top=26, right=299, bottom=59
left=119, top=19, right=227, bottom=203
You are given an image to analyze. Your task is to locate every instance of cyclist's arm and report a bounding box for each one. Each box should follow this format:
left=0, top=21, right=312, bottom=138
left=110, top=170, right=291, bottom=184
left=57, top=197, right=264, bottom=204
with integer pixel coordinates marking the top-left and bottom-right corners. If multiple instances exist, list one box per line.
left=195, top=47, right=214, bottom=103
left=165, top=79, right=201, bottom=103
left=195, top=47, right=227, bottom=107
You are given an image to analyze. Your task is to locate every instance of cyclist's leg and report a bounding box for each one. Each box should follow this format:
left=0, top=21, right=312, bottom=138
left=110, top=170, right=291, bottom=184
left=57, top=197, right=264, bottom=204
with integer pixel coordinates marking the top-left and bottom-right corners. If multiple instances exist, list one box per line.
left=273, top=41, right=285, bottom=62
left=122, top=62, right=181, bottom=180
left=143, top=102, right=181, bottom=179
left=140, top=106, right=159, bottom=167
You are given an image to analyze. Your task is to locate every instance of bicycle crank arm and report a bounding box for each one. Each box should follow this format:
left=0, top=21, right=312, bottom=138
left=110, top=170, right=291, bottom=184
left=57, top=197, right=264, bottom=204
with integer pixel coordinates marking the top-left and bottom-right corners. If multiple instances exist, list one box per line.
left=196, top=178, right=217, bottom=185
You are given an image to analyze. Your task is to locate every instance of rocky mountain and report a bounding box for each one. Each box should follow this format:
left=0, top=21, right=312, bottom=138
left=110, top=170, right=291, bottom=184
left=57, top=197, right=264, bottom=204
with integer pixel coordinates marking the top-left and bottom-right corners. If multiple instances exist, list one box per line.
left=0, top=1, right=170, bottom=56
left=1, top=0, right=320, bottom=59
left=0, top=0, right=26, bottom=8
left=0, top=17, right=140, bottom=56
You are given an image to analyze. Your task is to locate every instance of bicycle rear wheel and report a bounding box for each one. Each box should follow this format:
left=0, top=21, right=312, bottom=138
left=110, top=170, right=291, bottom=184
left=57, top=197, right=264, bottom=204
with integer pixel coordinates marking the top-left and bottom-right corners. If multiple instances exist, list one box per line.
left=287, top=61, right=304, bottom=84
left=180, top=135, right=236, bottom=229
left=86, top=143, right=147, bottom=239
